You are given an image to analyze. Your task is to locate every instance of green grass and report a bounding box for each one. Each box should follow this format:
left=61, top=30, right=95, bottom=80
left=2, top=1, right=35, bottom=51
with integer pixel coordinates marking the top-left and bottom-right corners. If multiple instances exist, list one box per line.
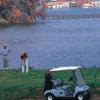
left=0, top=68, right=100, bottom=100
left=0, top=69, right=46, bottom=100
left=0, top=22, right=7, bottom=25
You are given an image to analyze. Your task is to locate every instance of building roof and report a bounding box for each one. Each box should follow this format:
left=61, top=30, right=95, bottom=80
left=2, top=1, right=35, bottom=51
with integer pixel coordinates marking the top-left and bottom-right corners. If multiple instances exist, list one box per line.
left=46, top=1, right=70, bottom=6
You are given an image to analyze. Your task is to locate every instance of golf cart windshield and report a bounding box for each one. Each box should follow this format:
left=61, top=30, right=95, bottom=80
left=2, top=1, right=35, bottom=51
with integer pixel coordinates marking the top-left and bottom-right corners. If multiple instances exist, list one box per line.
left=74, top=69, right=86, bottom=86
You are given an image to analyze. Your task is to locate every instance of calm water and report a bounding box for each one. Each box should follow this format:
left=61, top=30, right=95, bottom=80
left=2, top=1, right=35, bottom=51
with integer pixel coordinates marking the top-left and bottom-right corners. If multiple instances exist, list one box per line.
left=0, top=8, right=100, bottom=69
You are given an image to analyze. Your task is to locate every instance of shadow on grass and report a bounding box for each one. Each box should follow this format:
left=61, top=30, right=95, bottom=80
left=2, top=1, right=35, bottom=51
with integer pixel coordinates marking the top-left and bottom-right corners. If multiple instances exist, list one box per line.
left=89, top=83, right=100, bottom=95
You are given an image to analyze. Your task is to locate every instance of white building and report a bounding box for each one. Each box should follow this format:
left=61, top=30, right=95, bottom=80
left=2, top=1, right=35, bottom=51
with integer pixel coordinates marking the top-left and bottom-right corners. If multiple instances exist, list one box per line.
left=82, top=4, right=94, bottom=8
left=92, top=1, right=100, bottom=7
left=46, top=2, right=70, bottom=9
left=62, top=2, right=70, bottom=8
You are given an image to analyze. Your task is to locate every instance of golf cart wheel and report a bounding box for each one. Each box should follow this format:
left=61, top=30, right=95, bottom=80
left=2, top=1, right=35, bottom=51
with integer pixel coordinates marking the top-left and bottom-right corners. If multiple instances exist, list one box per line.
left=75, top=93, right=85, bottom=100
left=87, top=91, right=91, bottom=98
left=46, top=94, right=55, bottom=100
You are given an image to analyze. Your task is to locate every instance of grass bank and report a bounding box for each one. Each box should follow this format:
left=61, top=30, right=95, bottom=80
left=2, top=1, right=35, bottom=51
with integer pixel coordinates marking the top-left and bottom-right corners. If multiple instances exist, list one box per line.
left=0, top=18, right=8, bottom=25
left=0, top=68, right=100, bottom=100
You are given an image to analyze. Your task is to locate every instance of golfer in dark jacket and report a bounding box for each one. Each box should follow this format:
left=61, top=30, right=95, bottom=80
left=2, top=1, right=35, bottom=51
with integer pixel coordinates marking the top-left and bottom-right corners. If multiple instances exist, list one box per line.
left=20, top=51, right=29, bottom=73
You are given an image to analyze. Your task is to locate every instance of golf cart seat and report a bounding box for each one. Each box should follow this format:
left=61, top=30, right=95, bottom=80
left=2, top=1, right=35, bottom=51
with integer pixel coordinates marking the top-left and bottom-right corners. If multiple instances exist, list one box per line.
left=52, top=79, right=71, bottom=90
left=52, top=79, right=63, bottom=87
left=62, top=85, right=71, bottom=90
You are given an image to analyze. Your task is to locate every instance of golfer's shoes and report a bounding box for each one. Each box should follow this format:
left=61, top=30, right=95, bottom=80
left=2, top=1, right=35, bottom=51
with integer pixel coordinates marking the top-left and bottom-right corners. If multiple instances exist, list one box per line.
left=6, top=68, right=8, bottom=70
left=3, top=68, right=8, bottom=70
left=3, top=68, right=5, bottom=70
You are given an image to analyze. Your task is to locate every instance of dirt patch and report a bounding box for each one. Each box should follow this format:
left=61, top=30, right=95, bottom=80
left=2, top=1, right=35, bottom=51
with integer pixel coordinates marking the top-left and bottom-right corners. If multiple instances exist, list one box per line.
left=13, top=91, right=20, bottom=95
left=90, top=94, right=100, bottom=100
left=21, top=95, right=100, bottom=100
left=96, top=88, right=100, bottom=91
left=22, top=96, right=45, bottom=100
left=36, top=88, right=44, bottom=91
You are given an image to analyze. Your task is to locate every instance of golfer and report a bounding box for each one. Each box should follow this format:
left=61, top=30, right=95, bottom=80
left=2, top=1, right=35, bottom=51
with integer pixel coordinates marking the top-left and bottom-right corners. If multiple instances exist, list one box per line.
left=20, top=51, right=29, bottom=73
left=0, top=44, right=11, bottom=70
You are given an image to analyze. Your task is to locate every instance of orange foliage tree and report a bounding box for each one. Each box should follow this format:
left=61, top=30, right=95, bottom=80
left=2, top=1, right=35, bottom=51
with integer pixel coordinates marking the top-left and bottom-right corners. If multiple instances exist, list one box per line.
left=0, top=0, right=6, bottom=7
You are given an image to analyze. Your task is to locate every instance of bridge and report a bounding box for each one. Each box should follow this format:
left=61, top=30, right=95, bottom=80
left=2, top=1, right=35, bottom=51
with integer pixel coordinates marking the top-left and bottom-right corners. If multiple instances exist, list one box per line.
left=36, top=8, right=100, bottom=19
left=36, top=11, right=100, bottom=19
left=45, top=14, right=100, bottom=19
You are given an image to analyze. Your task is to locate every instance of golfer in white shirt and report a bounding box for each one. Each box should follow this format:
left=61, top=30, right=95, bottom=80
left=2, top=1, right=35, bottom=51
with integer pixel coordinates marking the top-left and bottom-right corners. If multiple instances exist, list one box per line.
left=0, top=44, right=11, bottom=69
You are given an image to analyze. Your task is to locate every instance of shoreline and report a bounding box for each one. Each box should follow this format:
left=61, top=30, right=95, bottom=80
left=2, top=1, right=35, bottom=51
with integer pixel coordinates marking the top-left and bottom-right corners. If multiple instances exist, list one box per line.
left=0, top=18, right=8, bottom=25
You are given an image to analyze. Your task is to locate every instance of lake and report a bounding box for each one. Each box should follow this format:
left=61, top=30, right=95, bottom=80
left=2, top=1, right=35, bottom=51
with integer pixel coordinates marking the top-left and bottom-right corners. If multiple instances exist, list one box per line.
left=0, top=8, right=100, bottom=69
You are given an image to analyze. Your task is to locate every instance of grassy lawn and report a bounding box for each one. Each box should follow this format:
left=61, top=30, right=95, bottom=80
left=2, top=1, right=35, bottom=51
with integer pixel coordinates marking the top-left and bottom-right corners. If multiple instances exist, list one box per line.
left=0, top=68, right=100, bottom=100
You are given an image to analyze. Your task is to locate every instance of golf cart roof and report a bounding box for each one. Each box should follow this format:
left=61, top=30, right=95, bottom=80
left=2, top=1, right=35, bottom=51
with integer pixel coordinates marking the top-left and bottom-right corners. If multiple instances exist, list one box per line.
left=50, top=66, right=81, bottom=72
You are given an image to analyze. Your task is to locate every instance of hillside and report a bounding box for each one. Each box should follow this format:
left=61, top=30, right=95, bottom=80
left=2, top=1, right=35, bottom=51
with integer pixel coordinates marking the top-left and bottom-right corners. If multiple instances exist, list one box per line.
left=0, top=0, right=37, bottom=24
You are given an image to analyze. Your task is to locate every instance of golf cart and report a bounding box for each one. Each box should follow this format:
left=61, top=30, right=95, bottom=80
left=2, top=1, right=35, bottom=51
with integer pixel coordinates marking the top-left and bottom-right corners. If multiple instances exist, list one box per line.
left=44, top=66, right=90, bottom=100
